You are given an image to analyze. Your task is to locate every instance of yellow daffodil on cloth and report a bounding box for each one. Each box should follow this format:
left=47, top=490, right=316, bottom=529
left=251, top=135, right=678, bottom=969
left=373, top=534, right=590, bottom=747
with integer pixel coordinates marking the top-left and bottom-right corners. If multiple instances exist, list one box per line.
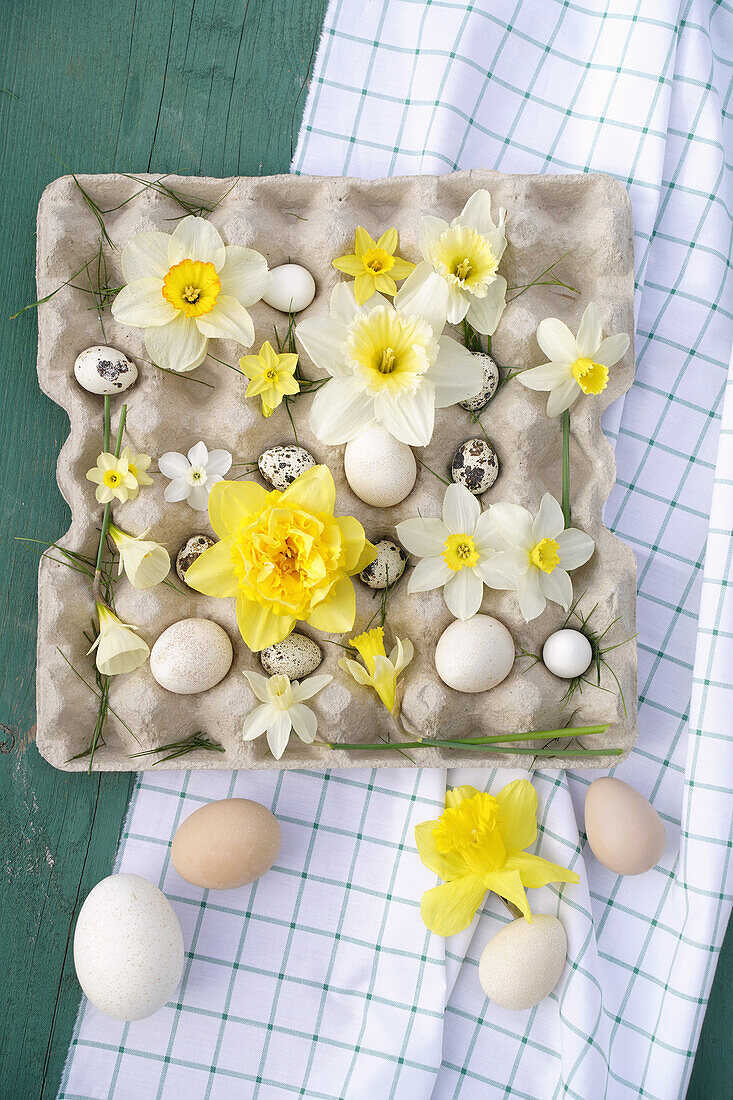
left=415, top=780, right=579, bottom=935
left=415, top=189, right=508, bottom=335
left=239, top=340, right=300, bottom=417
left=242, top=670, right=332, bottom=759
left=338, top=626, right=414, bottom=713
left=88, top=601, right=150, bottom=676
left=184, top=465, right=377, bottom=651
left=119, top=446, right=153, bottom=493
left=517, top=301, right=631, bottom=416
left=333, top=226, right=416, bottom=304
left=111, top=215, right=268, bottom=372
left=107, top=523, right=171, bottom=589
left=86, top=452, right=139, bottom=504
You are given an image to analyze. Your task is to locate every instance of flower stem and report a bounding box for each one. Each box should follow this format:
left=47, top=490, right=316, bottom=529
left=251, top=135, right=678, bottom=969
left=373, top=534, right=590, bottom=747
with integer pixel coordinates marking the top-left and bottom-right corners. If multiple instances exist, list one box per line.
left=103, top=394, right=110, bottom=451
left=562, top=408, right=571, bottom=528
left=93, top=403, right=127, bottom=600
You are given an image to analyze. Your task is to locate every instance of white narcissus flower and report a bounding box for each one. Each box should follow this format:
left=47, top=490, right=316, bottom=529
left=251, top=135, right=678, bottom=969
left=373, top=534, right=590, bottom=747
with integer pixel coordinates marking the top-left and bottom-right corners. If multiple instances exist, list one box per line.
left=488, top=494, right=595, bottom=622
left=158, top=441, right=232, bottom=511
left=88, top=601, right=150, bottom=676
left=414, top=189, right=508, bottom=335
left=112, top=216, right=268, bottom=373
left=295, top=271, right=482, bottom=447
left=108, top=523, right=171, bottom=589
left=517, top=301, right=631, bottom=417
left=396, top=483, right=501, bottom=620
left=242, top=670, right=333, bottom=759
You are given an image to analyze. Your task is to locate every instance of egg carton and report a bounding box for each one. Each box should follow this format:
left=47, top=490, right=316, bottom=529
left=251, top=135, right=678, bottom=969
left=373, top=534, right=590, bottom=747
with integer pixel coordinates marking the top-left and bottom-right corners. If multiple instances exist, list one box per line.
left=35, top=170, right=637, bottom=771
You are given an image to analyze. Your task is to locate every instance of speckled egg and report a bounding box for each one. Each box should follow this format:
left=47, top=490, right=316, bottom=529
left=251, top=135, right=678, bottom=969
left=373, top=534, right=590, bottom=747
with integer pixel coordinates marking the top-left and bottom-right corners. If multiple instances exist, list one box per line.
left=176, top=534, right=216, bottom=585
left=74, top=345, right=138, bottom=395
left=262, top=263, right=316, bottom=313
left=435, top=615, right=515, bottom=693
left=258, top=445, right=316, bottom=491
left=344, top=426, right=417, bottom=507
left=585, top=778, right=666, bottom=875
left=479, top=915, right=568, bottom=1011
left=260, top=632, right=323, bottom=679
left=359, top=539, right=407, bottom=589
left=150, top=618, right=233, bottom=695
left=451, top=438, right=500, bottom=495
left=73, top=874, right=184, bottom=1020
left=171, top=799, right=282, bottom=890
left=459, top=353, right=500, bottom=411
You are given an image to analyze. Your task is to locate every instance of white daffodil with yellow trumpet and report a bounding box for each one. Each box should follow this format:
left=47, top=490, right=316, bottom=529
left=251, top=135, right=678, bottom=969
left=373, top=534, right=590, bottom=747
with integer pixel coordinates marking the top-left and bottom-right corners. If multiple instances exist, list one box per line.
left=88, top=602, right=150, bottom=676
left=107, top=523, right=171, bottom=589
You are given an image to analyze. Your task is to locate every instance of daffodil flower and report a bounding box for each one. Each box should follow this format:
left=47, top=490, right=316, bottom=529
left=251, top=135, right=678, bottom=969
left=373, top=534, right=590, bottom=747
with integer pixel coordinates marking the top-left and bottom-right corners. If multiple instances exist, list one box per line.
left=517, top=301, right=631, bottom=417
left=86, top=452, right=139, bottom=504
left=296, top=272, right=482, bottom=447
left=415, top=780, right=579, bottom=935
left=396, top=483, right=503, bottom=620
left=338, top=626, right=413, bottom=713
left=242, top=670, right=332, bottom=759
left=412, top=189, right=508, bottom=336
left=333, top=226, right=416, bottom=304
left=108, top=523, right=171, bottom=589
left=112, top=216, right=268, bottom=373
left=119, top=447, right=153, bottom=494
left=88, top=601, right=150, bottom=676
left=239, top=340, right=300, bottom=417
left=487, top=493, right=594, bottom=621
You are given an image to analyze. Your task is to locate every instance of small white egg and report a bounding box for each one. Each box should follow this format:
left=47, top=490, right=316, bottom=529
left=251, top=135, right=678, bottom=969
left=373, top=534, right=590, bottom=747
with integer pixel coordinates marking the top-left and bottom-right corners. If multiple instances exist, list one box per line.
left=585, top=778, right=666, bottom=875
left=73, top=874, right=183, bottom=1020
left=74, top=345, right=138, bottom=395
left=479, top=915, right=567, bottom=1011
left=344, top=426, right=417, bottom=507
left=262, top=263, right=316, bottom=313
left=435, top=615, right=515, bottom=693
left=542, top=628, right=593, bottom=679
left=150, top=618, right=233, bottom=694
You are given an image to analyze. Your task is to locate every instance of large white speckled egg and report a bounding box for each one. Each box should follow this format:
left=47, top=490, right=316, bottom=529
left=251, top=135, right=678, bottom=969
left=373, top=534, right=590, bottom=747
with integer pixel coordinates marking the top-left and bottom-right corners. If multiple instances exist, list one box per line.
left=344, top=426, right=417, bottom=507
left=542, top=629, right=593, bottom=679
left=74, top=345, right=138, bottom=395
left=150, top=618, right=233, bottom=694
left=479, top=915, right=568, bottom=1011
left=585, top=778, right=666, bottom=875
left=73, top=874, right=183, bottom=1020
left=435, top=615, right=515, bottom=693
left=171, top=798, right=282, bottom=889
left=262, top=264, right=316, bottom=313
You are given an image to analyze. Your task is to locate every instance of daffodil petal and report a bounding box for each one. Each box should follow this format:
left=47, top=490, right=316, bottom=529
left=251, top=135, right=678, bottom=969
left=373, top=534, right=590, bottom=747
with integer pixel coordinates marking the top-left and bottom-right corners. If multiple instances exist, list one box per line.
left=483, top=868, right=532, bottom=922
left=335, top=515, right=371, bottom=572
left=266, top=711, right=293, bottom=759
left=466, top=275, right=507, bottom=337
left=516, top=362, right=571, bottom=391
left=477, top=549, right=524, bottom=589
left=420, top=874, right=487, bottom=937
left=354, top=226, right=376, bottom=255
left=445, top=785, right=481, bottom=809
left=242, top=703, right=274, bottom=740
left=296, top=315, right=349, bottom=378
left=330, top=281, right=363, bottom=326
left=208, top=479, right=271, bottom=538
left=533, top=493, right=565, bottom=541
left=376, top=227, right=398, bottom=252
left=443, top=568, right=484, bottom=620
left=446, top=283, right=470, bottom=325
left=419, top=217, right=449, bottom=258
left=354, top=272, right=376, bottom=304
left=291, top=674, right=333, bottom=703
left=536, top=317, right=578, bottom=365
left=389, top=257, right=416, bottom=280
left=431, top=336, right=484, bottom=408
left=374, top=380, right=435, bottom=447
left=338, top=657, right=373, bottom=686
left=546, top=377, right=581, bottom=417
left=219, top=245, right=268, bottom=305
left=279, top=464, right=335, bottom=515
left=308, top=378, right=375, bottom=445
left=122, top=231, right=171, bottom=282
left=555, top=528, right=595, bottom=570
left=575, top=301, right=603, bottom=359
left=503, top=851, right=580, bottom=888
left=414, top=820, right=470, bottom=880
left=305, top=575, right=356, bottom=633
left=168, top=215, right=226, bottom=269
left=456, top=189, right=498, bottom=236
left=443, top=482, right=481, bottom=533
left=145, top=314, right=208, bottom=372
left=394, top=263, right=448, bottom=336
left=488, top=502, right=534, bottom=549
left=195, top=294, right=255, bottom=347
left=595, top=332, right=630, bottom=368
left=112, top=279, right=177, bottom=327
left=236, top=597, right=295, bottom=652
left=395, top=517, right=448, bottom=557
left=289, top=702, right=318, bottom=743
left=184, top=537, right=238, bottom=597
left=407, top=555, right=452, bottom=593
left=495, top=779, right=538, bottom=853
left=517, top=568, right=546, bottom=622
left=540, top=566, right=573, bottom=610
left=352, top=538, right=379, bottom=575
left=333, top=254, right=365, bottom=276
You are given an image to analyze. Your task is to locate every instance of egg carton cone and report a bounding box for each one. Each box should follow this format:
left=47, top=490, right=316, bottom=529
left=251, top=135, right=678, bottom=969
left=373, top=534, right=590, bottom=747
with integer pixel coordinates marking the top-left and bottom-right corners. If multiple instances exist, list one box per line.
left=34, top=170, right=637, bottom=771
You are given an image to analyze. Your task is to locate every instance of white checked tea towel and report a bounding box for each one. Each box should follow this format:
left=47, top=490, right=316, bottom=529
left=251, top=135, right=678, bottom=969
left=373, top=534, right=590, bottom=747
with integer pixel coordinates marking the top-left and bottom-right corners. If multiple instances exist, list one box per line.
left=60, top=2, right=733, bottom=1098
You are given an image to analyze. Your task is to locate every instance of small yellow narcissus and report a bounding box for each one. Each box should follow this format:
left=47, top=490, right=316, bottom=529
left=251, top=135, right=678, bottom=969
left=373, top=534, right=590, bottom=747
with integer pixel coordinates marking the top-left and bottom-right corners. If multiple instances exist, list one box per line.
left=338, top=626, right=413, bottom=713
left=333, top=227, right=415, bottom=304
left=239, top=340, right=300, bottom=417
left=86, top=452, right=139, bottom=504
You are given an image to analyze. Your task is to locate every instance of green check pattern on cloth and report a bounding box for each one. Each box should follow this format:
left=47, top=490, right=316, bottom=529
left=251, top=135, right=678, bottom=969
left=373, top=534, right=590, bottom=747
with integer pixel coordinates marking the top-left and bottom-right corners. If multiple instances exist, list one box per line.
left=60, top=1, right=732, bottom=1098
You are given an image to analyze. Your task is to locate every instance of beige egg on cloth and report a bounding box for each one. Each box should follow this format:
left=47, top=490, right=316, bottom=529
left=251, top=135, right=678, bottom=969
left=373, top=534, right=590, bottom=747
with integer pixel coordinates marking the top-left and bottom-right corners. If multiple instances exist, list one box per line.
left=73, top=874, right=184, bottom=1021
left=479, top=915, right=568, bottom=1011
left=171, top=798, right=282, bottom=889
left=584, top=777, right=666, bottom=875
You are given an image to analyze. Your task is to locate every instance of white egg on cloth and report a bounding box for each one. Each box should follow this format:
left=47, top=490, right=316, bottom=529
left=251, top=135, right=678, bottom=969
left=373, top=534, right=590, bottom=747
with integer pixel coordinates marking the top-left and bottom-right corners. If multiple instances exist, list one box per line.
left=150, top=618, right=233, bottom=694
left=74, top=345, right=138, bottom=395
left=435, top=615, right=515, bottom=693
left=262, top=263, right=316, bottom=313
left=479, top=915, right=568, bottom=1011
left=73, top=874, right=183, bottom=1020
left=344, top=426, right=417, bottom=507
left=171, top=799, right=282, bottom=890
left=585, top=777, right=666, bottom=875
left=542, top=628, right=593, bottom=679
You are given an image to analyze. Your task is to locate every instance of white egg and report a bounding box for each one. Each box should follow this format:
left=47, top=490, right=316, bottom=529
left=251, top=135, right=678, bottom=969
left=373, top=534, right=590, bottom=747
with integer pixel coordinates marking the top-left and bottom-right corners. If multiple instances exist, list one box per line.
left=150, top=618, right=233, bottom=694
left=435, top=615, right=515, bottom=693
left=542, top=628, right=593, bottom=679
left=73, top=874, right=183, bottom=1020
left=344, top=426, right=417, bottom=507
left=479, top=915, right=567, bottom=1011
left=262, top=263, right=316, bottom=313
left=74, top=345, right=138, bottom=395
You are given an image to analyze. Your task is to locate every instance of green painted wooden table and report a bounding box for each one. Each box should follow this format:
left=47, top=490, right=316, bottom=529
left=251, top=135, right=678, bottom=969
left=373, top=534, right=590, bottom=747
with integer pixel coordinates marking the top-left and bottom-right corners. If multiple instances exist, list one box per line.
left=0, top=2, right=728, bottom=1097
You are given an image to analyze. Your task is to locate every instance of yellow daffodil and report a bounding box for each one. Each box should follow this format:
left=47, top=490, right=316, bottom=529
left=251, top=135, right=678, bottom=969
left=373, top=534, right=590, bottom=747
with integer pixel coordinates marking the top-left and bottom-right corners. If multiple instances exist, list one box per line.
left=88, top=601, right=150, bottom=676
left=239, top=340, right=300, bottom=417
left=86, top=453, right=139, bottom=504
left=333, top=227, right=416, bottom=304
left=184, top=465, right=376, bottom=651
left=338, top=626, right=413, bottom=713
left=119, top=447, right=153, bottom=495
left=108, top=523, right=171, bottom=589
left=415, top=781, right=579, bottom=936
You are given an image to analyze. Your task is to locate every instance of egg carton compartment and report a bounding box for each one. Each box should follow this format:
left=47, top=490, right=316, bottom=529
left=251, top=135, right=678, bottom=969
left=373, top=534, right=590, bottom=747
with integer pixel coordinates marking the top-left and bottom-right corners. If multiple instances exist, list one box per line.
left=35, top=170, right=637, bottom=771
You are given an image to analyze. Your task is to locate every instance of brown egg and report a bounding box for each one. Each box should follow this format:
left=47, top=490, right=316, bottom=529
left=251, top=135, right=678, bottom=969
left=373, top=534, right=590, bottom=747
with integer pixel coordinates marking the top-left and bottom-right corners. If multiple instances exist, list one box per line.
left=171, top=798, right=281, bottom=889
left=584, top=777, right=666, bottom=875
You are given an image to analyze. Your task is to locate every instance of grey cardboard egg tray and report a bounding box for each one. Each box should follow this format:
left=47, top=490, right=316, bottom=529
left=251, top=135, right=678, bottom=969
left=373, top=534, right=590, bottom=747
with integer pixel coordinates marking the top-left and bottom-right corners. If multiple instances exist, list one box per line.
left=35, top=170, right=637, bottom=771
